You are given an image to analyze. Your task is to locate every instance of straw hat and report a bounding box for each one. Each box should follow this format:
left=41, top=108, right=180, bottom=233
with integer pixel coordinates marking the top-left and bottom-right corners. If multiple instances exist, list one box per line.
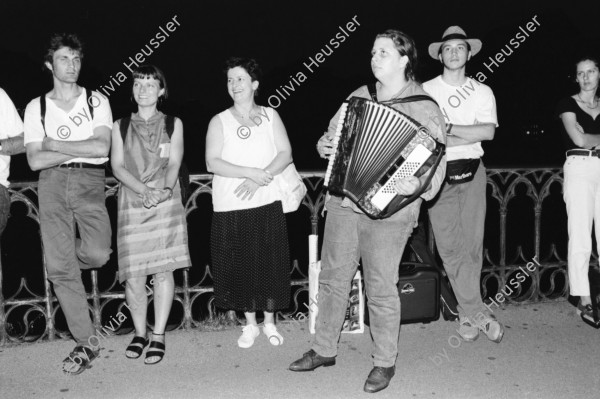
left=428, top=26, right=482, bottom=59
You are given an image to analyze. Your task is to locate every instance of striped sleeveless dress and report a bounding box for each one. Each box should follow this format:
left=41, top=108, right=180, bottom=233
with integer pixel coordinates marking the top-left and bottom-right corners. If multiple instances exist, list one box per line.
left=117, top=112, right=191, bottom=282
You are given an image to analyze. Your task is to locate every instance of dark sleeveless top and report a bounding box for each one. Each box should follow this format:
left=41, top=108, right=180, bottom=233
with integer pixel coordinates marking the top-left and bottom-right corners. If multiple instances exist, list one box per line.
left=556, top=96, right=600, bottom=150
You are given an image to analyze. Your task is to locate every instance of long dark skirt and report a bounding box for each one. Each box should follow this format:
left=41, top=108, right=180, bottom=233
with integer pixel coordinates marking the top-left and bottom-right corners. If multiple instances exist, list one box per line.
left=211, top=201, right=290, bottom=312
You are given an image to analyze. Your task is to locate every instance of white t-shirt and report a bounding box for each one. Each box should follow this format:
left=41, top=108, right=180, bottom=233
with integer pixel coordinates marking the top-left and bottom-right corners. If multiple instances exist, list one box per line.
left=211, top=107, right=280, bottom=212
left=0, top=88, right=24, bottom=187
left=423, top=76, right=498, bottom=161
left=23, top=89, right=112, bottom=164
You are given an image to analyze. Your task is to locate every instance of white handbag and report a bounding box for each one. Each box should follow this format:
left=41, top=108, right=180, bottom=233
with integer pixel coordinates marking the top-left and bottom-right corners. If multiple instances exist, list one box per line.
left=274, top=163, right=307, bottom=213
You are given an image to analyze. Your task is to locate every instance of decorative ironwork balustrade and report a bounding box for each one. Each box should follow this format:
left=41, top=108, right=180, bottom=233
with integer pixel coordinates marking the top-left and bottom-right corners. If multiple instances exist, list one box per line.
left=0, top=168, right=572, bottom=346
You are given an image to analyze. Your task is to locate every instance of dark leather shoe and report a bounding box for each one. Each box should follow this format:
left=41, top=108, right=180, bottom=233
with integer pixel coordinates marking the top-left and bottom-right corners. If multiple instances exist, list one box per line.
left=363, top=366, right=395, bottom=393
left=289, top=349, right=336, bottom=371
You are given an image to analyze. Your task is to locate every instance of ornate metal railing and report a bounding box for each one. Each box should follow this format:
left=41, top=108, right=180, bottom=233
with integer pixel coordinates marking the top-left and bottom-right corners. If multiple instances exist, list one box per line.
left=0, top=168, right=572, bottom=346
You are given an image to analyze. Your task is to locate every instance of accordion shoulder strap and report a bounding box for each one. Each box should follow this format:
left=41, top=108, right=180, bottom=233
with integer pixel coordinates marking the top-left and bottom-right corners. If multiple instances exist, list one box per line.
left=366, top=83, right=439, bottom=107
left=383, top=95, right=438, bottom=107
left=367, top=83, right=378, bottom=102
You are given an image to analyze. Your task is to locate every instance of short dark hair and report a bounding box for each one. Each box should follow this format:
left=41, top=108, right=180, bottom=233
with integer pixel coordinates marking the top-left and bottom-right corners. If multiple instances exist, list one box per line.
left=375, top=30, right=418, bottom=81
left=575, top=56, right=599, bottom=73
left=131, top=64, right=169, bottom=99
left=44, top=33, right=84, bottom=65
left=224, top=57, right=262, bottom=83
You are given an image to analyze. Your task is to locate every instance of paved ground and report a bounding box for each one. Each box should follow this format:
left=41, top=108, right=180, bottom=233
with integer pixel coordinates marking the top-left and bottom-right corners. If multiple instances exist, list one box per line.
left=1, top=301, right=598, bottom=399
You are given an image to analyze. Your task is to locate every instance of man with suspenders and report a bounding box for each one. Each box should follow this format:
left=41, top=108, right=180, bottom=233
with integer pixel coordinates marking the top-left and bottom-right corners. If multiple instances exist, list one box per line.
left=23, top=33, right=113, bottom=374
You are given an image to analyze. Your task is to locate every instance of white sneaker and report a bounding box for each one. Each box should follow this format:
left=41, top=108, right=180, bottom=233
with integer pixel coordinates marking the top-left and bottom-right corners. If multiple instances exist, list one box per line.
left=238, top=324, right=260, bottom=348
left=263, top=323, right=284, bottom=346
left=457, top=316, right=479, bottom=342
left=477, top=315, right=505, bottom=343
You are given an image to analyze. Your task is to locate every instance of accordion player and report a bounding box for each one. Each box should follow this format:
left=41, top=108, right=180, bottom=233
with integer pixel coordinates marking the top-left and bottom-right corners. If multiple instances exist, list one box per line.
left=324, top=97, right=445, bottom=219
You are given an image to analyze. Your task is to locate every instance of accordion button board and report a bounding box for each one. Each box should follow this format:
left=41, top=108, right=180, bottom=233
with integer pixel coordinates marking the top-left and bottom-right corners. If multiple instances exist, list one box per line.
left=370, top=143, right=432, bottom=211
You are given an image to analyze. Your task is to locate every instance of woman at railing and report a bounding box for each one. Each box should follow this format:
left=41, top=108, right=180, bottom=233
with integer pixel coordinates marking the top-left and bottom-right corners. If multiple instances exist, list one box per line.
left=110, top=65, right=191, bottom=364
left=205, top=57, right=292, bottom=348
left=557, top=56, right=600, bottom=320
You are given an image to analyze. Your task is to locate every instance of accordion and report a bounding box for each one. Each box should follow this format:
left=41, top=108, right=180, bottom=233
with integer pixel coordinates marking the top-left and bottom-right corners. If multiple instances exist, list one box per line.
left=324, top=97, right=444, bottom=219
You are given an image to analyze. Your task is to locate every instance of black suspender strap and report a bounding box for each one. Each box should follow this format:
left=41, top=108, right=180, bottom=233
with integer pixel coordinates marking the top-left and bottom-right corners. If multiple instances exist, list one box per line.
left=85, top=88, right=94, bottom=119
left=39, top=88, right=95, bottom=136
left=40, top=94, right=47, bottom=136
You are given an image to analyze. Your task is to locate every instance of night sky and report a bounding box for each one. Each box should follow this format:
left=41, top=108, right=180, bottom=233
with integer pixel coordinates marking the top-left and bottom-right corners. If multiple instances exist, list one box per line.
left=1, top=0, right=600, bottom=180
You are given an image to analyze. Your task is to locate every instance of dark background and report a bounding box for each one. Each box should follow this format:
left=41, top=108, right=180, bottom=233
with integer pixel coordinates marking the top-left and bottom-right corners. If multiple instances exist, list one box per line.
left=0, top=0, right=586, bottom=334
left=1, top=0, right=600, bottom=179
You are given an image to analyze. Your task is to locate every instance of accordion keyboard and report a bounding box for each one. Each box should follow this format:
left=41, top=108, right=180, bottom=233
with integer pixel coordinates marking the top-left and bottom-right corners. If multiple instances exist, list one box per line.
left=370, top=143, right=432, bottom=210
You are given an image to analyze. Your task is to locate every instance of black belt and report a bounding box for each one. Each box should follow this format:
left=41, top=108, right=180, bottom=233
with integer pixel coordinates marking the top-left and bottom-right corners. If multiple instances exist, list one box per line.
left=566, top=149, right=600, bottom=158
left=58, top=162, right=105, bottom=169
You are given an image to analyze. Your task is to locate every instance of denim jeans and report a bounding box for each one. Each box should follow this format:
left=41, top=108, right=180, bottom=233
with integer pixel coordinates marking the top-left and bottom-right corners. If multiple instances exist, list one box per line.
left=428, top=162, right=487, bottom=319
left=563, top=155, right=600, bottom=296
left=312, top=196, right=420, bottom=367
left=39, top=167, right=112, bottom=344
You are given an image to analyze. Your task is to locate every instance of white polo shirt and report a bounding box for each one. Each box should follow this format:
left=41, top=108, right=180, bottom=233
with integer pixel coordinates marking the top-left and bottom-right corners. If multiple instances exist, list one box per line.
left=24, top=89, right=112, bottom=165
left=0, top=88, right=24, bottom=187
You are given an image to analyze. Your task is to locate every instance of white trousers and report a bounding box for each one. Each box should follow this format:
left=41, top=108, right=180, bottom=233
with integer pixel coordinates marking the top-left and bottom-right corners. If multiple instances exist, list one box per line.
left=563, top=155, right=600, bottom=296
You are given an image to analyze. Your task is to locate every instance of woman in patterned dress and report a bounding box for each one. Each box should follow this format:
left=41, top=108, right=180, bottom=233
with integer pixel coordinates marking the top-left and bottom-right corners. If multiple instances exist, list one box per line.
left=111, top=64, right=191, bottom=364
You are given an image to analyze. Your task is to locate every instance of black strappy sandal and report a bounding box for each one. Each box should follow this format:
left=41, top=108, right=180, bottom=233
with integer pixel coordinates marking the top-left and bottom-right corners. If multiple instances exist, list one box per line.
left=144, top=332, right=166, bottom=365
left=62, top=345, right=100, bottom=375
left=125, top=335, right=149, bottom=359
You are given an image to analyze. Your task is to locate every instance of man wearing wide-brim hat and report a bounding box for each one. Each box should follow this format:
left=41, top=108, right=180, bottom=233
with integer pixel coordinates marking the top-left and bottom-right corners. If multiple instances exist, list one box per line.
left=423, top=26, right=505, bottom=343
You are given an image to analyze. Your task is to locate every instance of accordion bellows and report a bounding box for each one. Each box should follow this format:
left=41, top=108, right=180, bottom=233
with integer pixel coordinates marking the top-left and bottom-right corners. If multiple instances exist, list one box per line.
left=324, top=97, right=444, bottom=219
